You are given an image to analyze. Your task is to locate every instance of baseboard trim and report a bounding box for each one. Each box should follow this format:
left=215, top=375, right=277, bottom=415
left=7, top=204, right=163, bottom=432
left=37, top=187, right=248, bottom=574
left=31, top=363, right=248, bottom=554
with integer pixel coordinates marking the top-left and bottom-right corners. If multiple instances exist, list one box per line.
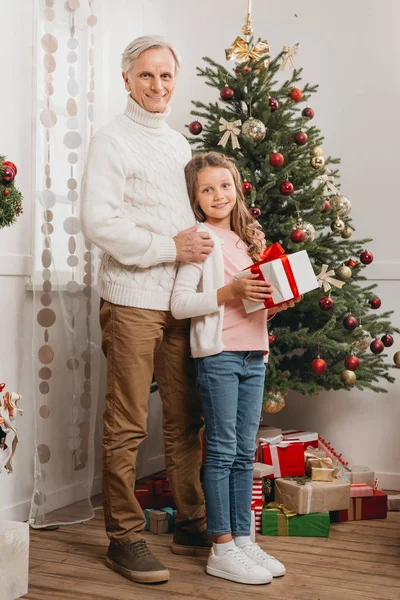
left=376, top=472, right=400, bottom=491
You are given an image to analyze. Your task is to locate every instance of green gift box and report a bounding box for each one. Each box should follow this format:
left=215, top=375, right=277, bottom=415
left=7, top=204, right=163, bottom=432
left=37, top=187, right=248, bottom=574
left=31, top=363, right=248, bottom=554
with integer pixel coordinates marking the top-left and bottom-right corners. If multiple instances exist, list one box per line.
left=261, top=503, right=330, bottom=537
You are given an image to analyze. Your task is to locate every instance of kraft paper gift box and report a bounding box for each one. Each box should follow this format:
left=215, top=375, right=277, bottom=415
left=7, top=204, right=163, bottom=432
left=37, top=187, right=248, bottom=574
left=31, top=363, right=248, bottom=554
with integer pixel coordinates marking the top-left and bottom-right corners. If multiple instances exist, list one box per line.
left=305, top=456, right=334, bottom=482
left=256, top=425, right=283, bottom=443
left=253, top=462, right=274, bottom=479
left=234, top=243, right=319, bottom=314
left=283, top=430, right=319, bottom=449
left=275, top=477, right=350, bottom=514
left=349, top=465, right=375, bottom=488
left=261, top=504, right=330, bottom=537
left=388, top=495, right=400, bottom=511
left=330, top=490, right=387, bottom=522
left=259, top=435, right=305, bottom=478
left=145, top=507, right=175, bottom=534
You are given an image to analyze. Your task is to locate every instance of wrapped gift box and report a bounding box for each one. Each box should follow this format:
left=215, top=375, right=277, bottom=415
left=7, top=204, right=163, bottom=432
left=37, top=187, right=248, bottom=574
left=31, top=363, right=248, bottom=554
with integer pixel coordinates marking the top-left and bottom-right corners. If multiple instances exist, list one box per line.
left=261, top=504, right=330, bottom=537
left=349, top=465, right=375, bottom=488
left=259, top=436, right=305, bottom=478
left=234, top=244, right=319, bottom=314
left=136, top=491, right=175, bottom=510
left=263, top=478, right=275, bottom=504
left=330, top=490, right=387, bottom=522
left=252, top=478, right=264, bottom=502
left=388, top=495, right=400, bottom=511
left=275, top=477, right=350, bottom=514
left=305, top=456, right=334, bottom=482
left=145, top=507, right=175, bottom=534
left=350, top=483, right=374, bottom=498
left=283, top=430, right=318, bottom=449
left=254, top=462, right=274, bottom=479
left=251, top=500, right=263, bottom=533
left=256, top=425, right=282, bottom=443
left=0, top=521, right=29, bottom=600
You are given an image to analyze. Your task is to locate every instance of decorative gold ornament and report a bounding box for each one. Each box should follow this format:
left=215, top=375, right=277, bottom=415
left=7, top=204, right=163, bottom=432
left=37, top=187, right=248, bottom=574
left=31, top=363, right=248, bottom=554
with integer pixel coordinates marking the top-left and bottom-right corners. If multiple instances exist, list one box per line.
left=217, top=117, right=242, bottom=149
left=225, top=37, right=270, bottom=64
left=302, top=221, right=316, bottom=242
left=311, top=146, right=324, bottom=157
left=280, top=43, right=300, bottom=71
left=336, top=264, right=352, bottom=281
left=341, top=370, right=356, bottom=385
left=394, top=351, right=400, bottom=367
left=341, top=226, right=353, bottom=239
left=241, top=117, right=266, bottom=142
left=263, top=390, right=285, bottom=414
left=317, top=264, right=346, bottom=292
left=311, top=155, right=325, bottom=169
left=330, top=194, right=352, bottom=217
left=353, top=328, right=372, bottom=351
left=331, top=218, right=345, bottom=233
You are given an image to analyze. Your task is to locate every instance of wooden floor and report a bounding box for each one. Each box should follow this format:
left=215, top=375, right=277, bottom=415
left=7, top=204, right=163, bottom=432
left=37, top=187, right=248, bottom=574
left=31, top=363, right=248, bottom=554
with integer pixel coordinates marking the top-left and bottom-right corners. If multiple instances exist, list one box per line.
left=25, top=508, right=400, bottom=600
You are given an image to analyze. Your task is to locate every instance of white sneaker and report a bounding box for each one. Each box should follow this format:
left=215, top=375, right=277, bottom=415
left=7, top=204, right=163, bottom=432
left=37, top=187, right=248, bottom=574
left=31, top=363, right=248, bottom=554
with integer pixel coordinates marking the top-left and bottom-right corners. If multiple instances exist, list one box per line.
left=239, top=541, right=286, bottom=577
left=206, top=546, right=272, bottom=585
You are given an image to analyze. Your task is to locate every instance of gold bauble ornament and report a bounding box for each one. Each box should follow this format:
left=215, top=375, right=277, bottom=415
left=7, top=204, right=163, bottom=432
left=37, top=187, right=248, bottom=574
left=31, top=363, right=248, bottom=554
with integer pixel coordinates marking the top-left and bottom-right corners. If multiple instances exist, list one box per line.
left=263, top=390, right=285, bottom=414
left=302, top=221, right=316, bottom=242
left=353, top=328, right=372, bottom=351
left=341, top=369, right=356, bottom=385
left=331, top=218, right=345, bottom=233
left=341, top=226, right=353, bottom=239
left=330, top=194, right=352, bottom=217
left=311, top=146, right=324, bottom=157
left=311, top=155, right=325, bottom=169
left=336, top=264, right=352, bottom=280
left=394, top=351, right=400, bottom=367
left=241, top=117, right=266, bottom=142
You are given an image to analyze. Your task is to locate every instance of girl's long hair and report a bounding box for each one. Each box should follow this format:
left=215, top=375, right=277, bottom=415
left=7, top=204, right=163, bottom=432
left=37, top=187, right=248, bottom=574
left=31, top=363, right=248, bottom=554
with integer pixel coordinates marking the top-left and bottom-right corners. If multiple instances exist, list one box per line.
left=184, top=152, right=262, bottom=261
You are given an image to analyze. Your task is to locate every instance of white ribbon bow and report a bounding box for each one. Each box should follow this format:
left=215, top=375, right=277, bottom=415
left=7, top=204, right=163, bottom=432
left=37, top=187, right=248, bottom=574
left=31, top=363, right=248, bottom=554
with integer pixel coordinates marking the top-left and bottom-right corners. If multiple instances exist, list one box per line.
left=280, top=43, right=300, bottom=71
left=217, top=117, right=242, bottom=149
left=317, top=168, right=339, bottom=197
left=317, top=264, right=346, bottom=293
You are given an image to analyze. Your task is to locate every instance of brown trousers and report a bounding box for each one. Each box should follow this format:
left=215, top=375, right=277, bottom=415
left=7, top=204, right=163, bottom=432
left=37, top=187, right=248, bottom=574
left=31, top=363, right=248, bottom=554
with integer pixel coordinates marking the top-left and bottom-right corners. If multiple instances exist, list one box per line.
left=99, top=299, right=206, bottom=543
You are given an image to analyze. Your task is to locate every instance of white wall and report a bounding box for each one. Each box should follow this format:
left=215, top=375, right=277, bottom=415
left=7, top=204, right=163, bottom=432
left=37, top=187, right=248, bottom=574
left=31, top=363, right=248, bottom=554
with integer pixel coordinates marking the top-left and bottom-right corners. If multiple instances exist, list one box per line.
left=1, top=0, right=399, bottom=521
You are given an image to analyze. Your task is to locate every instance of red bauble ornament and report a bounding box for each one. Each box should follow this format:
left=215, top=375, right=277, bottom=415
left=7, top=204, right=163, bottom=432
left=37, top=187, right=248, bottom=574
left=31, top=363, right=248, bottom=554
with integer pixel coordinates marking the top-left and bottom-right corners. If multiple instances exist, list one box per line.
left=381, top=334, right=394, bottom=347
left=248, top=206, right=261, bottom=219
left=302, top=106, right=314, bottom=119
left=290, top=228, right=305, bottom=243
left=370, top=297, right=381, bottom=310
left=0, top=383, right=5, bottom=392
left=269, top=152, right=284, bottom=167
left=360, top=250, right=374, bottom=265
left=268, top=333, right=277, bottom=346
left=243, top=181, right=253, bottom=193
left=343, top=315, right=358, bottom=330
left=319, top=296, right=334, bottom=311
left=3, top=189, right=10, bottom=196
left=244, top=65, right=250, bottom=73
left=3, top=161, right=17, bottom=175
left=220, top=85, right=235, bottom=100
left=370, top=339, right=384, bottom=354
left=280, top=181, right=294, bottom=196
left=294, top=131, right=308, bottom=146
left=269, top=97, right=279, bottom=112
left=289, top=88, right=303, bottom=102
left=312, top=357, right=327, bottom=375
left=2, top=166, right=15, bottom=183
left=344, top=355, right=360, bottom=371
left=321, top=200, right=331, bottom=213
left=189, top=120, right=202, bottom=135
left=346, top=259, right=358, bottom=268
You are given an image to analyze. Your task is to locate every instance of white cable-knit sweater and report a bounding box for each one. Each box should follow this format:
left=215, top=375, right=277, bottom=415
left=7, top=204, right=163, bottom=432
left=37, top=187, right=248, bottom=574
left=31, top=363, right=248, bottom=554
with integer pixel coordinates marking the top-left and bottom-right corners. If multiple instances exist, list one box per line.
left=80, top=95, right=195, bottom=310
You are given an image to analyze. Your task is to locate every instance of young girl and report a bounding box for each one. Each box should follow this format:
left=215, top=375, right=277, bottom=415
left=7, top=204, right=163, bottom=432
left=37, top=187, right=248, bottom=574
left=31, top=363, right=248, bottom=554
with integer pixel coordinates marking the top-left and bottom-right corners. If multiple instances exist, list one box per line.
left=171, top=152, right=294, bottom=585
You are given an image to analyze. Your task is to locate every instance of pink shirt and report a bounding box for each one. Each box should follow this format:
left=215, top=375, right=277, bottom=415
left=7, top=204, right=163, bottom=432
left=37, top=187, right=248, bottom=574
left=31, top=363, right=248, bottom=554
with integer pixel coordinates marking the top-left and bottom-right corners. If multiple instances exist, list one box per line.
left=206, top=224, right=268, bottom=353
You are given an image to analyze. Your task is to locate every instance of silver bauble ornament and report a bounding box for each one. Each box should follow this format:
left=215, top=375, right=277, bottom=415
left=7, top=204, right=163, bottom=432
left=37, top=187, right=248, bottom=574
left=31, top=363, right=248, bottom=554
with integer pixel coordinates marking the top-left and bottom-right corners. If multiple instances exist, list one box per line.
left=302, top=221, right=316, bottom=242
left=353, top=329, right=372, bottom=351
left=331, top=218, right=345, bottom=233
left=263, top=390, right=285, bottom=414
left=241, top=117, right=266, bottom=142
left=341, top=226, right=353, bottom=239
left=311, top=155, right=325, bottom=169
left=336, top=264, right=352, bottom=280
left=330, top=194, right=352, bottom=217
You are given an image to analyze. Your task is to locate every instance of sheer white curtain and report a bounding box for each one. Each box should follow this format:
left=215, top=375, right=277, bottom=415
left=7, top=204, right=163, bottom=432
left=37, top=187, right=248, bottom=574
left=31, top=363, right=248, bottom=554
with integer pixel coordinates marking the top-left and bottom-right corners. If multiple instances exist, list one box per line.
left=29, top=0, right=102, bottom=528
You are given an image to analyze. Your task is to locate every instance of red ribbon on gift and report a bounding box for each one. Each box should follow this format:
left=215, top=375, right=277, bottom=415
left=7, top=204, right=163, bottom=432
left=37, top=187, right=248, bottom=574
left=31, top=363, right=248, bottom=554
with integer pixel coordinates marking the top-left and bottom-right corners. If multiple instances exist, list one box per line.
left=249, top=243, right=299, bottom=309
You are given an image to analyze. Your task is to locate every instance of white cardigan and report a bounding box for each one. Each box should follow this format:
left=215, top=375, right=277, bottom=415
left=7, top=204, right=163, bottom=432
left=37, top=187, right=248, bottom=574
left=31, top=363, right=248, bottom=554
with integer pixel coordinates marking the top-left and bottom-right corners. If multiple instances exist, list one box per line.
left=171, top=223, right=269, bottom=359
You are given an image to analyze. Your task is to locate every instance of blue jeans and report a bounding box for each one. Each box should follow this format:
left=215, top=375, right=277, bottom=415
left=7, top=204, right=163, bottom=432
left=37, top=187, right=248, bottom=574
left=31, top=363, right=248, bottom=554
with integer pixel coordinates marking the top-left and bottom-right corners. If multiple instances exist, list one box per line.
left=195, top=351, right=265, bottom=536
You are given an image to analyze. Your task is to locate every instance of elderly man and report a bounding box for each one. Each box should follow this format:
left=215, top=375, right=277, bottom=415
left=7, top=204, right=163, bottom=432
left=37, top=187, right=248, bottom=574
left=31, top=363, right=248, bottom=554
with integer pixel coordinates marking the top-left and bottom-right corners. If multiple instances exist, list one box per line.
left=81, top=36, right=215, bottom=584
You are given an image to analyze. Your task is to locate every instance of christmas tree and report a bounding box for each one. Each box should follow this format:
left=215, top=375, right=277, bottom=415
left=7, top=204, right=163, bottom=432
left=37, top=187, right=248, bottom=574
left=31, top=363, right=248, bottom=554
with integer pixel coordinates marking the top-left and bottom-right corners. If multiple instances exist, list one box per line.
left=187, top=8, right=400, bottom=404
left=0, top=157, right=23, bottom=229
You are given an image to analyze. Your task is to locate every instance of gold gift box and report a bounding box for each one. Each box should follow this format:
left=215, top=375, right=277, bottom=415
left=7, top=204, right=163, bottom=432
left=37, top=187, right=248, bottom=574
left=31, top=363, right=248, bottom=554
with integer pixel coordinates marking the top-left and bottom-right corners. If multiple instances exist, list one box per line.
left=311, top=467, right=334, bottom=482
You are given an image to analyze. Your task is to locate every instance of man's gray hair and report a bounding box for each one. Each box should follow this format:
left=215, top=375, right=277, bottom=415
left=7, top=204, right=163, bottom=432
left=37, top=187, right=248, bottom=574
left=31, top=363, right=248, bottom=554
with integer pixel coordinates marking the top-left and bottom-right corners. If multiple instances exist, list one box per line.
left=121, top=35, right=180, bottom=73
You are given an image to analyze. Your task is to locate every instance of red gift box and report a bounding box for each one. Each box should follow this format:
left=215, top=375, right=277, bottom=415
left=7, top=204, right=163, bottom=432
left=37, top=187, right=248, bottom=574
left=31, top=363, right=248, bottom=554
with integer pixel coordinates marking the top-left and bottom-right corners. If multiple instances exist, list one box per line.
left=259, top=436, right=305, bottom=478
left=136, top=491, right=176, bottom=510
left=251, top=500, right=263, bottom=533
left=252, top=478, right=263, bottom=502
left=330, top=490, right=387, bottom=522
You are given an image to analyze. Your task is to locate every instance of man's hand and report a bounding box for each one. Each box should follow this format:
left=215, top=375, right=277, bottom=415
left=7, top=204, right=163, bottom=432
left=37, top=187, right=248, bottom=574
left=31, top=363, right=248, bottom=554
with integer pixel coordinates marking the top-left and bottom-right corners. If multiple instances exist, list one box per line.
left=249, top=221, right=266, bottom=249
left=174, top=225, right=214, bottom=262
